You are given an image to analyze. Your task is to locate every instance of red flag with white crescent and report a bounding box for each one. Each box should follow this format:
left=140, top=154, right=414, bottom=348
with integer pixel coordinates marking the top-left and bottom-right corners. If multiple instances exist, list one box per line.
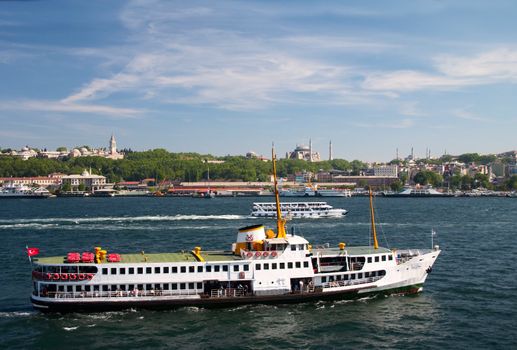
left=27, top=247, right=40, bottom=257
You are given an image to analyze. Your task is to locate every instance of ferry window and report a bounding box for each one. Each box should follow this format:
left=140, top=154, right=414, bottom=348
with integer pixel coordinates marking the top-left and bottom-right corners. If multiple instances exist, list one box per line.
left=172, top=266, right=178, bottom=273
left=243, top=265, right=249, bottom=271
left=85, top=285, right=91, bottom=292
left=223, top=265, right=228, bottom=272
left=291, top=245, right=296, bottom=251
left=120, top=268, right=126, bottom=275
left=102, top=268, right=108, bottom=275
left=367, top=257, right=372, bottom=263
left=129, top=267, right=134, bottom=274
left=322, top=277, right=327, bottom=283
left=137, top=267, right=143, bottom=274
left=146, top=267, right=152, bottom=274
left=111, top=268, right=117, bottom=275
left=181, top=266, right=186, bottom=273
left=137, top=284, right=143, bottom=290
left=188, top=283, right=194, bottom=289
left=337, top=275, right=342, bottom=281
left=272, top=263, right=277, bottom=270
left=180, top=283, right=186, bottom=290
left=264, top=263, right=270, bottom=270
left=164, top=267, right=169, bottom=273
left=329, top=276, right=334, bottom=282
left=375, top=256, right=379, bottom=263
left=120, top=285, right=126, bottom=291
left=206, top=266, right=212, bottom=273
left=67, top=285, right=73, bottom=292
left=280, top=263, right=285, bottom=269
left=163, top=284, right=169, bottom=290
left=154, top=284, right=161, bottom=289
left=128, top=284, right=134, bottom=290
left=382, top=255, right=386, bottom=262
left=388, top=255, right=393, bottom=261
left=351, top=274, right=356, bottom=280
left=344, top=275, right=349, bottom=280
left=214, top=266, right=220, bottom=272
left=365, top=272, right=370, bottom=278
left=155, top=267, right=161, bottom=273
left=171, top=283, right=177, bottom=290
left=233, top=265, right=239, bottom=272
left=288, top=262, right=293, bottom=269
left=197, top=282, right=202, bottom=289
left=189, top=266, right=195, bottom=273
left=358, top=273, right=363, bottom=279
left=303, top=261, right=309, bottom=268
left=256, top=264, right=261, bottom=270
left=103, top=285, right=109, bottom=291
left=380, top=270, right=386, bottom=276
left=298, top=244, right=304, bottom=250
left=295, top=262, right=301, bottom=268
left=146, top=284, right=152, bottom=290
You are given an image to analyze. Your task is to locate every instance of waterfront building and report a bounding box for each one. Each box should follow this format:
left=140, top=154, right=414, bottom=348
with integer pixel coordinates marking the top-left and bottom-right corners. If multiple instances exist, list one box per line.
left=373, top=165, right=398, bottom=178
left=0, top=176, right=61, bottom=187
left=61, top=169, right=106, bottom=191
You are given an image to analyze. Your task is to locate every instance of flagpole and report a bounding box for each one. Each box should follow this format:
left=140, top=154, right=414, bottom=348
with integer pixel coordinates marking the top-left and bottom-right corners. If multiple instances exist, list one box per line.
left=26, top=245, right=33, bottom=266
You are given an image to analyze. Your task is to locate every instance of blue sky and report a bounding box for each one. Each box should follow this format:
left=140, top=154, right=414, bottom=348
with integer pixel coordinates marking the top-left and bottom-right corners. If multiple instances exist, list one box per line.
left=1, top=0, right=516, bottom=161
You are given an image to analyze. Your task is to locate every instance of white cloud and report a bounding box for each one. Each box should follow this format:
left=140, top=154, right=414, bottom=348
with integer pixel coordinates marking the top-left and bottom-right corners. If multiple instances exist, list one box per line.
left=351, top=118, right=414, bottom=129
left=363, top=48, right=517, bottom=92
left=0, top=99, right=142, bottom=118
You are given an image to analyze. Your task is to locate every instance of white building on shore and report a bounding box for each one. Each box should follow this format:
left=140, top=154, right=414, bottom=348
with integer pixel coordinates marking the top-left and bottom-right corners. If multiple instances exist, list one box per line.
left=61, top=169, right=106, bottom=191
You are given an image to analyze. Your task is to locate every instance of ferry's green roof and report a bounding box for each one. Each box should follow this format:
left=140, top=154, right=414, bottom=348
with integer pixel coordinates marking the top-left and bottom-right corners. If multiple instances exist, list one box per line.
left=35, top=251, right=241, bottom=265
left=314, top=246, right=393, bottom=255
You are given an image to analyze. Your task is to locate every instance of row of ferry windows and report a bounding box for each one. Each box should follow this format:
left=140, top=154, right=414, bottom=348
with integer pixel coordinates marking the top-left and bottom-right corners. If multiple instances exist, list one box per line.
left=102, top=264, right=250, bottom=275
left=321, top=270, right=386, bottom=283
left=255, top=261, right=309, bottom=270
left=47, top=282, right=203, bottom=293
left=368, top=255, right=393, bottom=263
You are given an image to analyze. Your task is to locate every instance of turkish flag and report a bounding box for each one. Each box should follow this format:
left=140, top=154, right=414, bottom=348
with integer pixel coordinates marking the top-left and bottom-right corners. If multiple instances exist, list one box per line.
left=27, top=247, right=40, bottom=257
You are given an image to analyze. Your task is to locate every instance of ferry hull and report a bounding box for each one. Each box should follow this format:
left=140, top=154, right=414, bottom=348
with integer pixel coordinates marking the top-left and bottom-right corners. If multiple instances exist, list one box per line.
left=30, top=284, right=423, bottom=313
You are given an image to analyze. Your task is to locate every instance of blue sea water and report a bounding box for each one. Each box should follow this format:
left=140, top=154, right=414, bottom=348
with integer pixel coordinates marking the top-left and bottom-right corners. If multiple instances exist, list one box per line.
left=0, top=196, right=516, bottom=349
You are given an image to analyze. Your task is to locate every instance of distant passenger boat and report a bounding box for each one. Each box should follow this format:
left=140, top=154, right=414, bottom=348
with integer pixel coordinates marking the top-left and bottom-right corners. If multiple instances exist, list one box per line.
left=383, top=186, right=454, bottom=197
left=251, top=202, right=348, bottom=218
left=0, top=184, right=54, bottom=198
left=316, top=189, right=352, bottom=197
left=279, top=186, right=316, bottom=197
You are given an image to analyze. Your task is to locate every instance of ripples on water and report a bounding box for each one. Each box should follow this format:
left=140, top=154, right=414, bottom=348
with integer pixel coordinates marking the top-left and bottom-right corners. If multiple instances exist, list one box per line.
left=1, top=197, right=517, bottom=349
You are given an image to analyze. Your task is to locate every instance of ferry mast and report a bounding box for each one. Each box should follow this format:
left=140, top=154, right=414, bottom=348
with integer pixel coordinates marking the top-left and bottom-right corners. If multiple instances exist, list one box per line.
left=272, top=147, right=287, bottom=238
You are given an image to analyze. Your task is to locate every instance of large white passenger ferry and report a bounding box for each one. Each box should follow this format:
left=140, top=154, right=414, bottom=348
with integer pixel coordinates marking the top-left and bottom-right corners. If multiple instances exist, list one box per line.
left=0, top=184, right=54, bottom=198
left=251, top=202, right=348, bottom=218
left=29, top=150, right=440, bottom=313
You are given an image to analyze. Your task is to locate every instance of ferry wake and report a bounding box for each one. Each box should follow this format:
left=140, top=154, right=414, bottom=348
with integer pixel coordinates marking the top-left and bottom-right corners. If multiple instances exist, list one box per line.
left=28, top=149, right=440, bottom=313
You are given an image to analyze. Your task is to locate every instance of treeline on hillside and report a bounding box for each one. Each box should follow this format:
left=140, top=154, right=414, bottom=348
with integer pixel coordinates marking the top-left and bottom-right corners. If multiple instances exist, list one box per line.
left=0, top=149, right=366, bottom=183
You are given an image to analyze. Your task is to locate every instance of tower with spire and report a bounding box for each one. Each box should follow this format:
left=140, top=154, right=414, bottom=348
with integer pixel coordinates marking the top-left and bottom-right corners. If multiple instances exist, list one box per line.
left=109, top=133, right=117, bottom=155
left=329, top=140, right=333, bottom=161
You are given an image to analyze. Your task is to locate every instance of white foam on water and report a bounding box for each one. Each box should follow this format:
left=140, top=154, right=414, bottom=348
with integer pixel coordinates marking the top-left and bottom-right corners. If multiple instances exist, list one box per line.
left=63, top=326, right=79, bottom=331
left=0, top=311, right=34, bottom=318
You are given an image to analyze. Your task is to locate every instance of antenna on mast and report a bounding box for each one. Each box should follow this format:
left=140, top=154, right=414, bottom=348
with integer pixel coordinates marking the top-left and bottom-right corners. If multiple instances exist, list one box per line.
left=272, top=144, right=286, bottom=238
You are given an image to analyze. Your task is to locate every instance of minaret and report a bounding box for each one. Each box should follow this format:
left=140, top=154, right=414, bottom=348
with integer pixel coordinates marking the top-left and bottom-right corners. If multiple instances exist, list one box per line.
left=109, top=133, right=117, bottom=155
left=329, top=140, right=333, bottom=161
left=396, top=148, right=399, bottom=160
left=309, top=138, right=313, bottom=162
left=411, top=147, right=414, bottom=160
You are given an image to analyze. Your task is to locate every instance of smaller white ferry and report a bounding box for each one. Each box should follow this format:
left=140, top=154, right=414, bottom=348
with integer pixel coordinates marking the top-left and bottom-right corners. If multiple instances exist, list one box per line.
left=251, top=202, right=348, bottom=218
left=0, top=184, right=54, bottom=198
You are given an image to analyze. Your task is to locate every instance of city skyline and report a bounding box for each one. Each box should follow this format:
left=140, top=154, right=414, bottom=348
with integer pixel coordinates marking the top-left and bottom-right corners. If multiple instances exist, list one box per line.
left=1, top=1, right=517, bottom=161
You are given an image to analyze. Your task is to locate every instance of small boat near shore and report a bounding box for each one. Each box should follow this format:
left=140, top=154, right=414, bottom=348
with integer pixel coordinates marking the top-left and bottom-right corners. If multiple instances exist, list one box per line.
left=382, top=186, right=454, bottom=197
left=0, top=184, right=55, bottom=198
left=251, top=202, right=348, bottom=218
